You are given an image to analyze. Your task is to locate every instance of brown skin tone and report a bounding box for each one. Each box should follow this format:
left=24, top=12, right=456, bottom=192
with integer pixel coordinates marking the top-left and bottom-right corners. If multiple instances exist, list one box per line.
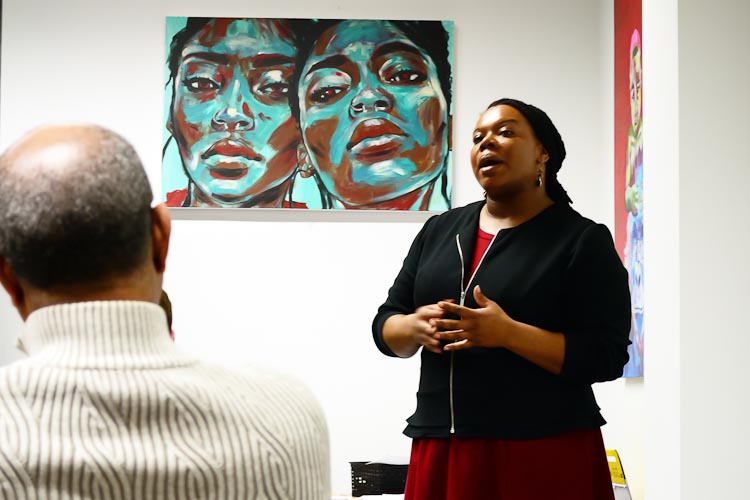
left=0, top=126, right=171, bottom=320
left=167, top=19, right=300, bottom=208
left=302, top=101, right=447, bottom=208
left=383, top=105, right=566, bottom=375
left=187, top=120, right=299, bottom=207
left=381, top=301, right=453, bottom=357
left=471, top=105, right=553, bottom=229
left=299, top=23, right=450, bottom=208
left=171, top=115, right=300, bottom=208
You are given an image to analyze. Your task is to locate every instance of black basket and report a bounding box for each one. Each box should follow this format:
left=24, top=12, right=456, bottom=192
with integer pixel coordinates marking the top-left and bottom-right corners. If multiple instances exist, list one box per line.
left=350, top=461, right=409, bottom=496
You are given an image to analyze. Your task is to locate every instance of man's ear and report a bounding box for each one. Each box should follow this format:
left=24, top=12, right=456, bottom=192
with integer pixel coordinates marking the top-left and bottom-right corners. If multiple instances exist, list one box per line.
left=0, top=257, right=27, bottom=319
left=151, top=204, right=171, bottom=274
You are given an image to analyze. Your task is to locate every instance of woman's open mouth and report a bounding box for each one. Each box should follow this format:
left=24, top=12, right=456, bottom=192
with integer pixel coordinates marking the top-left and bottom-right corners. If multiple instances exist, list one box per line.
left=208, top=164, right=249, bottom=180
left=478, top=154, right=502, bottom=170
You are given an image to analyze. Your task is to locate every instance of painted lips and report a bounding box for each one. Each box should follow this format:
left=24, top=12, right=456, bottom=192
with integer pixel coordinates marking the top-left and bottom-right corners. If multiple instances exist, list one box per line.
left=347, top=118, right=406, bottom=160
left=202, top=139, right=264, bottom=180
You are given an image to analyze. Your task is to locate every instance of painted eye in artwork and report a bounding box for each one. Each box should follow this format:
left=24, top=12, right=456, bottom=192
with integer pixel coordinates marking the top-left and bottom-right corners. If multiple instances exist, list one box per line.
left=258, top=82, right=289, bottom=98
left=379, top=55, right=429, bottom=86
left=309, top=86, right=345, bottom=103
left=184, top=77, right=220, bottom=92
left=304, top=69, right=352, bottom=106
left=385, top=69, right=426, bottom=84
left=254, top=69, right=291, bottom=102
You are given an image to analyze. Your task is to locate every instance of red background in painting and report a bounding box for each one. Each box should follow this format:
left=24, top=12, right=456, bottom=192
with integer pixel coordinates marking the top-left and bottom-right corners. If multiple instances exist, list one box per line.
left=614, top=0, right=641, bottom=262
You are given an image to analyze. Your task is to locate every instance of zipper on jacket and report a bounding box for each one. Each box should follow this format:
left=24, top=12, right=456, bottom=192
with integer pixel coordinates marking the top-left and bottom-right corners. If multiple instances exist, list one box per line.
left=450, top=235, right=464, bottom=434
left=451, top=230, right=499, bottom=434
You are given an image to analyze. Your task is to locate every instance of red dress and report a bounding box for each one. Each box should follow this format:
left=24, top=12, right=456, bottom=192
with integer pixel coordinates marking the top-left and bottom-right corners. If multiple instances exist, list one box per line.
left=404, top=227, right=614, bottom=500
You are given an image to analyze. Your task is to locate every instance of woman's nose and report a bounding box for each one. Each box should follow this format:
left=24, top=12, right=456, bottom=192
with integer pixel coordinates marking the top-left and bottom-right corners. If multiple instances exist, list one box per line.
left=477, top=133, right=494, bottom=151
left=350, top=86, right=392, bottom=116
left=213, top=107, right=254, bottom=131
left=212, top=80, right=256, bottom=132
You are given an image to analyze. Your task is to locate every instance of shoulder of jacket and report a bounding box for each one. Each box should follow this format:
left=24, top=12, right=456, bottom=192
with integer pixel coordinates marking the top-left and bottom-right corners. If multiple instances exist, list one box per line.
left=551, top=204, right=599, bottom=233
left=422, top=201, right=483, bottom=230
left=558, top=211, right=615, bottom=253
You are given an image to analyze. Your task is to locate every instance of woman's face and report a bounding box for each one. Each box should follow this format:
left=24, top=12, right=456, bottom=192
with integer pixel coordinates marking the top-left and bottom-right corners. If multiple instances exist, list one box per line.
left=169, top=19, right=300, bottom=205
left=471, top=105, right=547, bottom=200
left=298, top=20, right=449, bottom=206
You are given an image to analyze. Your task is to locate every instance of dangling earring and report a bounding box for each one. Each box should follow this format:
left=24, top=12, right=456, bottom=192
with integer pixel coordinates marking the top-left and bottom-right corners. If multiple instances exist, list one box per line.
left=297, top=144, right=314, bottom=179
left=536, top=170, right=543, bottom=187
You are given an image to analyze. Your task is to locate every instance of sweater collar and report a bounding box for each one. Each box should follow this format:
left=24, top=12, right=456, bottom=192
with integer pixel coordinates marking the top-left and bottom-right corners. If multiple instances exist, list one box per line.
left=17, top=301, right=195, bottom=369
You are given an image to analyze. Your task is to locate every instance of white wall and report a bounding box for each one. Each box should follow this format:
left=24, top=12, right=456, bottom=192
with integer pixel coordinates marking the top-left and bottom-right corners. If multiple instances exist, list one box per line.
left=644, top=0, right=750, bottom=499
left=0, top=0, right=637, bottom=495
left=678, top=0, right=750, bottom=498
left=643, top=0, right=682, bottom=498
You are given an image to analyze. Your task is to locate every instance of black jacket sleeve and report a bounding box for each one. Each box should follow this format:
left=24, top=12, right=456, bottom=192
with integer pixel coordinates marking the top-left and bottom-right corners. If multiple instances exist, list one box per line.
left=371, top=216, right=437, bottom=357
left=559, top=223, right=632, bottom=384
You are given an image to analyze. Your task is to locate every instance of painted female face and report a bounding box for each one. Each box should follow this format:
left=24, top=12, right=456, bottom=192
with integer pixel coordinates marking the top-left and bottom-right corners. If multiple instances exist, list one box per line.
left=168, top=19, right=300, bottom=205
left=298, top=20, right=449, bottom=207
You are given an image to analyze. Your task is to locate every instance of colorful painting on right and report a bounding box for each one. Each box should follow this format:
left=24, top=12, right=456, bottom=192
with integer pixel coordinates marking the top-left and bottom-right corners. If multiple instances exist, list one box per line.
left=615, top=0, right=643, bottom=377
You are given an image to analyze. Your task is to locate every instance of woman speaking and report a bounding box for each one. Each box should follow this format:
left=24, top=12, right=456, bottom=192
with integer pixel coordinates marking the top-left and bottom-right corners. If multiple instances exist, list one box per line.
left=373, top=98, right=631, bottom=500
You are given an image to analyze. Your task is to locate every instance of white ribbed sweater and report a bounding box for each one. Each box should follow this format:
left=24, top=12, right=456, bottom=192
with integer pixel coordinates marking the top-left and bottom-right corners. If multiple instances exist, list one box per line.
left=0, top=301, right=330, bottom=499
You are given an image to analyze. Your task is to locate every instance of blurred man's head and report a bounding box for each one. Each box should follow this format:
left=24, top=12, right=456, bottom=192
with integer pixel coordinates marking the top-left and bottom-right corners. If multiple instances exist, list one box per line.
left=0, top=125, right=171, bottom=318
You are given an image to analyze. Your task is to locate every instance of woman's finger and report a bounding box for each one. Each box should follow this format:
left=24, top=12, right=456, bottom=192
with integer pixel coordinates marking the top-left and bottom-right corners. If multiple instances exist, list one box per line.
left=436, top=329, right=464, bottom=341
left=433, top=319, right=461, bottom=330
left=437, top=301, right=470, bottom=315
left=420, top=335, right=443, bottom=354
left=421, top=322, right=438, bottom=335
left=443, top=339, right=470, bottom=351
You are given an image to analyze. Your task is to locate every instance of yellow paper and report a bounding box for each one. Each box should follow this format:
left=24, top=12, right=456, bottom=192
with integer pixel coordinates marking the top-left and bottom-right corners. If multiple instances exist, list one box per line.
left=606, top=449, right=627, bottom=486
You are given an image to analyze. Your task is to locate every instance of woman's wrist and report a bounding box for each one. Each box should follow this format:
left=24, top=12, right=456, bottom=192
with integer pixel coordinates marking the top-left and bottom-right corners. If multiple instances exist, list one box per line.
left=383, top=314, right=420, bottom=358
left=504, top=320, right=566, bottom=375
left=501, top=318, right=526, bottom=350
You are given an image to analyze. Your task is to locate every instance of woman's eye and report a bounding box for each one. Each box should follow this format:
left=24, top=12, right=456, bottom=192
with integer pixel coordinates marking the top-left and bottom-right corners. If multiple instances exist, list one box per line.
left=254, top=70, right=292, bottom=101
left=499, top=129, right=514, bottom=137
left=472, top=135, right=483, bottom=144
left=258, top=82, right=289, bottom=100
left=378, top=54, right=430, bottom=86
left=184, top=77, right=220, bottom=92
left=386, top=70, right=426, bottom=84
left=309, top=86, right=344, bottom=103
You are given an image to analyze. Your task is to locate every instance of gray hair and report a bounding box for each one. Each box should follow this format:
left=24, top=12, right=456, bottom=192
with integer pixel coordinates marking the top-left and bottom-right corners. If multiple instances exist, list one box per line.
left=0, top=125, right=153, bottom=288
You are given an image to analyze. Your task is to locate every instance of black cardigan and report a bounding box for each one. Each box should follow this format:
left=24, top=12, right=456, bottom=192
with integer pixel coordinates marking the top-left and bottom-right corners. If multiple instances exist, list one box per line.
left=372, top=201, right=631, bottom=439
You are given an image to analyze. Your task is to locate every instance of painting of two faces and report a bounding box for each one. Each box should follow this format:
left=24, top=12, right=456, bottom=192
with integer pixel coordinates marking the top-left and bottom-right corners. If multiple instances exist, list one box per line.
left=162, top=17, right=454, bottom=210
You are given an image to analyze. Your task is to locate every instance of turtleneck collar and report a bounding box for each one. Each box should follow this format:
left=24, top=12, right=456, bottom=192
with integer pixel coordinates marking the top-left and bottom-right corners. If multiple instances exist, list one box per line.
left=17, top=301, right=195, bottom=369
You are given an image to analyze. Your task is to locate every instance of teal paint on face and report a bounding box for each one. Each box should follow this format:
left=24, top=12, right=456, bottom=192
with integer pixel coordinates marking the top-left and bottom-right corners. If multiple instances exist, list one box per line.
left=169, top=19, right=299, bottom=205
left=298, top=20, right=449, bottom=206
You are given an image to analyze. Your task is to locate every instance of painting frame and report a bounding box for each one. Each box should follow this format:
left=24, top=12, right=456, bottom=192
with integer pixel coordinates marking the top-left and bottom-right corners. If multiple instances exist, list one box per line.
left=614, top=0, right=644, bottom=378
left=161, top=17, right=454, bottom=212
